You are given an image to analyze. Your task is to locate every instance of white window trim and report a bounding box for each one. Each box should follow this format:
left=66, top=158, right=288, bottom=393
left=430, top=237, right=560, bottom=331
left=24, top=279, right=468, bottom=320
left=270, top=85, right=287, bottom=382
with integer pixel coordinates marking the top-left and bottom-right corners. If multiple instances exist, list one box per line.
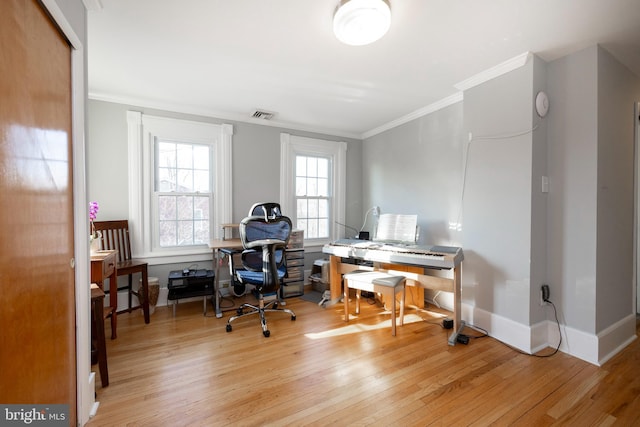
left=127, top=112, right=233, bottom=264
left=280, top=133, right=346, bottom=251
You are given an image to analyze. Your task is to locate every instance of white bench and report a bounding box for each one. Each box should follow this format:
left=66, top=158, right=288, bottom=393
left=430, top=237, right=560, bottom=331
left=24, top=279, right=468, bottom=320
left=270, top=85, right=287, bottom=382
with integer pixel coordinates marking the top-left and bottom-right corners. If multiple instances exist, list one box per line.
left=343, top=271, right=406, bottom=336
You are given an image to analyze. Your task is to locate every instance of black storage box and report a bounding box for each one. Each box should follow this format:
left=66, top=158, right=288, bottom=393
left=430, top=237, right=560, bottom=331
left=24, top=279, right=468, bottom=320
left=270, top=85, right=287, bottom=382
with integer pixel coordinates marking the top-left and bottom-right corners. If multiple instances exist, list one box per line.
left=167, top=269, right=215, bottom=301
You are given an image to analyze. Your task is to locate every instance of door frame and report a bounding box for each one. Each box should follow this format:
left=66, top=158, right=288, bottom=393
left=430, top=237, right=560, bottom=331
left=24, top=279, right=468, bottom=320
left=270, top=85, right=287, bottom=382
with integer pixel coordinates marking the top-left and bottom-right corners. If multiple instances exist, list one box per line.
left=635, top=101, right=640, bottom=314
left=39, top=1, right=92, bottom=424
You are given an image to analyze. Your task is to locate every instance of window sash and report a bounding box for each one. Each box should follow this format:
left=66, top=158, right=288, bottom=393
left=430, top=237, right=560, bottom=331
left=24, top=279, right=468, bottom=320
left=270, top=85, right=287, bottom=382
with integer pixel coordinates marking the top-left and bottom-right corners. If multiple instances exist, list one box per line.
left=280, top=133, right=346, bottom=250
left=153, top=138, right=213, bottom=249
left=127, top=112, right=233, bottom=264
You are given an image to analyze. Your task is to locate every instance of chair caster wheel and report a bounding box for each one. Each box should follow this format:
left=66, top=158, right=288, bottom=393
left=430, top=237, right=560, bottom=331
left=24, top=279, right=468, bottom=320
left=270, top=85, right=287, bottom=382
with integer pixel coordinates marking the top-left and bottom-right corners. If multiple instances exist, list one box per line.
left=263, top=330, right=270, bottom=337
left=226, top=324, right=232, bottom=332
left=236, top=308, right=243, bottom=316
left=291, top=315, right=296, bottom=321
left=273, top=302, right=278, bottom=309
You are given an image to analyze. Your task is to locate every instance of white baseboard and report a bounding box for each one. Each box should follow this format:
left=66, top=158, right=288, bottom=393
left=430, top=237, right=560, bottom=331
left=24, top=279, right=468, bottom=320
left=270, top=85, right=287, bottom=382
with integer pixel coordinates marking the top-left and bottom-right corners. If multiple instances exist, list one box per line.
left=461, top=305, right=637, bottom=366
left=88, top=372, right=99, bottom=418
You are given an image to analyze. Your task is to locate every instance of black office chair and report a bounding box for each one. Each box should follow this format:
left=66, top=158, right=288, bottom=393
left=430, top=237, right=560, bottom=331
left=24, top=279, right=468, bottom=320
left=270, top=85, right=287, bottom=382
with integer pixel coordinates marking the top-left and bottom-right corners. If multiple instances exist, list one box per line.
left=249, top=201, right=282, bottom=219
left=226, top=213, right=296, bottom=337
left=228, top=202, right=284, bottom=297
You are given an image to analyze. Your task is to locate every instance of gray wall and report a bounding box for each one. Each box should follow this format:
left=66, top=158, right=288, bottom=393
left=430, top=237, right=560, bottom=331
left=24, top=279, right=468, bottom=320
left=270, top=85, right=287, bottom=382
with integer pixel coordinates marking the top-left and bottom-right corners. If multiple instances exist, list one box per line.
left=362, top=47, right=639, bottom=362
left=88, top=44, right=640, bottom=363
left=462, top=58, right=537, bottom=327
left=595, top=47, right=637, bottom=333
left=547, top=46, right=599, bottom=335
left=363, top=102, right=465, bottom=245
left=87, top=99, right=362, bottom=281
left=547, top=45, right=639, bottom=341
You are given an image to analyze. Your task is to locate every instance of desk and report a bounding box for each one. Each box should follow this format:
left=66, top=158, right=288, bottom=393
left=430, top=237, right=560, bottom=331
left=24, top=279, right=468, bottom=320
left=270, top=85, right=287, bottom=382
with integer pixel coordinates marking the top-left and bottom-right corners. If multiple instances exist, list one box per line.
left=209, top=238, right=244, bottom=318
left=90, top=250, right=118, bottom=339
left=323, top=240, right=464, bottom=345
left=91, top=285, right=108, bottom=387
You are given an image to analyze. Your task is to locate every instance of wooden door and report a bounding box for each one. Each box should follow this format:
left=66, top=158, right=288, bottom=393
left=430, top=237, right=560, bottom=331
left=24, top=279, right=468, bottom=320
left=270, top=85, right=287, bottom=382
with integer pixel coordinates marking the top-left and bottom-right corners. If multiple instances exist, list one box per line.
left=0, top=0, right=76, bottom=422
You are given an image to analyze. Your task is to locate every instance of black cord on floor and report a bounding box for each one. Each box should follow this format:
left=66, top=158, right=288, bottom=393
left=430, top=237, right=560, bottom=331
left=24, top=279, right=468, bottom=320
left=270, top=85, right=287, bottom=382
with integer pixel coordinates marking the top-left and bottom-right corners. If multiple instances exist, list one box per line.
left=532, top=298, right=562, bottom=357
left=463, top=323, right=489, bottom=339
left=496, top=298, right=562, bottom=358
left=420, top=300, right=561, bottom=358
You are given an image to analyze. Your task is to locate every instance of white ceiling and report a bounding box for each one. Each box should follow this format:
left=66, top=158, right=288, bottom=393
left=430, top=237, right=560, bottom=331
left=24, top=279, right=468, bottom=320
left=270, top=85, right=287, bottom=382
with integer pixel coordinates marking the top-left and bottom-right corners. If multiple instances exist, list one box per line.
left=87, top=0, right=640, bottom=139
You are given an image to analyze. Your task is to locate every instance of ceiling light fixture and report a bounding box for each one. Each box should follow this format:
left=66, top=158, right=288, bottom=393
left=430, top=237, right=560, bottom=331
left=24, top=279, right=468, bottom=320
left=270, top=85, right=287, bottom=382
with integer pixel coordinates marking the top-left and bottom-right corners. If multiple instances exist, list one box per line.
left=333, top=0, right=391, bottom=46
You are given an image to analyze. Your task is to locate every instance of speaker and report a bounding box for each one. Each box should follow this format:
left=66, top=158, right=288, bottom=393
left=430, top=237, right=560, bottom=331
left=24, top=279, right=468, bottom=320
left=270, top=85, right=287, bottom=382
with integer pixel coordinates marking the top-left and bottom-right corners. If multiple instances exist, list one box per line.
left=357, top=231, right=370, bottom=240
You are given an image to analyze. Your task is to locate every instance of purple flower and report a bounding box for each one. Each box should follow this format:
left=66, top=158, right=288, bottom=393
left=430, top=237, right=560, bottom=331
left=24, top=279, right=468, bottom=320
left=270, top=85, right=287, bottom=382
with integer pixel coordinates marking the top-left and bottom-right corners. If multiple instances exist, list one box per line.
left=89, top=201, right=99, bottom=221
left=89, top=201, right=100, bottom=240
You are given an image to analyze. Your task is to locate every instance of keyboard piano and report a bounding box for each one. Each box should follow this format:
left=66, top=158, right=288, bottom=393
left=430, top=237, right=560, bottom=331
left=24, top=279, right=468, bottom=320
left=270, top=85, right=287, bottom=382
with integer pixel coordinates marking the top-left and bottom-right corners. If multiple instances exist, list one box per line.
left=323, top=239, right=463, bottom=270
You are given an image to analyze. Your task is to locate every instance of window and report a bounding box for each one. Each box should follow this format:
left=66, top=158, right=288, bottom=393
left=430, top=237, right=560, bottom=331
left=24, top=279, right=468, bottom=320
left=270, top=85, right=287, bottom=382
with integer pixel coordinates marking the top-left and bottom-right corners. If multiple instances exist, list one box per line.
left=280, top=133, right=346, bottom=249
left=295, top=155, right=330, bottom=239
left=155, top=140, right=211, bottom=247
left=127, top=112, right=232, bottom=263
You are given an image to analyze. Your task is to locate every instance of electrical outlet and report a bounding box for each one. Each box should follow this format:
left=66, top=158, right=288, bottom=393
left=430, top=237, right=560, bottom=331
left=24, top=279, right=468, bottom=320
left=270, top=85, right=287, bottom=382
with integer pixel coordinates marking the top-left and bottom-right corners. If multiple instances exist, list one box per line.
left=540, top=284, right=550, bottom=305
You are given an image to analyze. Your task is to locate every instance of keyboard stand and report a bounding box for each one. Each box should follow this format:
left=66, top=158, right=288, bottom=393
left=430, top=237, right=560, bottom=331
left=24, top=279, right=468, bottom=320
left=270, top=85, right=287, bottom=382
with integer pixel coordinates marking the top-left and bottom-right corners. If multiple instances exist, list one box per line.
left=447, top=320, right=466, bottom=346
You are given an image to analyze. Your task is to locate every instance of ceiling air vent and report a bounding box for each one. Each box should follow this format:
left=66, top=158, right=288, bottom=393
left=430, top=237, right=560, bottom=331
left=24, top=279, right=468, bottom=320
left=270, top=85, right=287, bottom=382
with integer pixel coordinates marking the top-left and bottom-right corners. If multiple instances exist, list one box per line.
left=250, top=109, right=276, bottom=120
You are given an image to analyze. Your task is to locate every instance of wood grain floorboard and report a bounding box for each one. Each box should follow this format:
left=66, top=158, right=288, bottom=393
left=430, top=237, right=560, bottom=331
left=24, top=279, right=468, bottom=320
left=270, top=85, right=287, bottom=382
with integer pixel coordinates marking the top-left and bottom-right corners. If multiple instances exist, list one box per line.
left=86, top=295, right=640, bottom=427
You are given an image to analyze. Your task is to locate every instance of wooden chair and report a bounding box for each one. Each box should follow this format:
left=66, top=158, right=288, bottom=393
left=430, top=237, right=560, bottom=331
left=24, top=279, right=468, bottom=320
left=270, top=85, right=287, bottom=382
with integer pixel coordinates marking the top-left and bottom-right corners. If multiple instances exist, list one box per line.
left=93, top=220, right=150, bottom=324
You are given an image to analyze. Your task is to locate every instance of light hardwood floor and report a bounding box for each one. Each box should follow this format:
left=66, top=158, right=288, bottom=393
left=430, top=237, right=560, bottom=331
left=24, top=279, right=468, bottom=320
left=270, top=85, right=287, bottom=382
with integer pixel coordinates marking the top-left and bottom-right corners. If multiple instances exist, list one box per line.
left=87, top=292, right=640, bottom=426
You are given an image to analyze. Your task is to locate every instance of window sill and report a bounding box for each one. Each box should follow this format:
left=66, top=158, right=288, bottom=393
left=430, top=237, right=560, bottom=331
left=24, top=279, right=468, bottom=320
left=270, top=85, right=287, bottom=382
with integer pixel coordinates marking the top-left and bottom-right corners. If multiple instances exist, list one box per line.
left=140, top=248, right=214, bottom=266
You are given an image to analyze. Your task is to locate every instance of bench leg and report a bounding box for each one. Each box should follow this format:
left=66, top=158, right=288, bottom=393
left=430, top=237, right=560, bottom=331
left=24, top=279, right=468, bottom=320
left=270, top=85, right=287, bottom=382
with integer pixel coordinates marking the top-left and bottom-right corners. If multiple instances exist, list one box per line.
left=390, top=290, right=396, bottom=336
left=399, top=286, right=405, bottom=326
left=344, top=283, right=349, bottom=322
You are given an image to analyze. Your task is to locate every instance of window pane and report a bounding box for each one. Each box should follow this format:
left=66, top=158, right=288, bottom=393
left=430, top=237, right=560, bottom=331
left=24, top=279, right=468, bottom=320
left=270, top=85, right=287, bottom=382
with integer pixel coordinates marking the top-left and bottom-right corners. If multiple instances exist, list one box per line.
left=177, top=196, right=193, bottom=220
left=307, top=157, right=317, bottom=176
left=158, top=142, right=175, bottom=168
left=158, top=195, right=176, bottom=220
left=308, top=218, right=318, bottom=239
left=193, top=145, right=209, bottom=170
left=318, top=157, right=328, bottom=178
left=297, top=199, right=307, bottom=218
left=159, top=220, right=177, bottom=246
left=176, top=169, right=192, bottom=192
left=318, top=218, right=329, bottom=237
left=292, top=152, right=333, bottom=240
left=319, top=199, right=328, bottom=217
left=297, top=219, right=308, bottom=235
left=157, top=167, right=174, bottom=192
left=156, top=139, right=212, bottom=238
left=307, top=178, right=318, bottom=197
left=193, top=170, right=209, bottom=192
left=176, top=143, right=193, bottom=169
left=296, top=156, right=306, bottom=176
left=308, top=199, right=318, bottom=217
left=194, top=196, right=209, bottom=219
left=295, top=177, right=307, bottom=197
left=177, top=220, right=194, bottom=245
left=194, top=219, right=209, bottom=244
left=317, top=178, right=328, bottom=197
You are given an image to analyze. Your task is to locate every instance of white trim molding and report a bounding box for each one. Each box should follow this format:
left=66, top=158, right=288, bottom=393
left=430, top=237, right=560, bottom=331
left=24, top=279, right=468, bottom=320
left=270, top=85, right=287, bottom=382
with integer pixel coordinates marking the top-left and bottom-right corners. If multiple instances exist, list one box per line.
left=454, top=51, right=532, bottom=92
left=464, top=304, right=637, bottom=366
left=127, top=112, right=233, bottom=263
left=280, top=133, right=347, bottom=250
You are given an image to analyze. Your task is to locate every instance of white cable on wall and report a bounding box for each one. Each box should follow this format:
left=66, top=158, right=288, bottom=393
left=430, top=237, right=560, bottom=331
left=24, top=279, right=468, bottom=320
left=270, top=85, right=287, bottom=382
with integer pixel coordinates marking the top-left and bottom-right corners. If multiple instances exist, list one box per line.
left=453, top=122, right=541, bottom=231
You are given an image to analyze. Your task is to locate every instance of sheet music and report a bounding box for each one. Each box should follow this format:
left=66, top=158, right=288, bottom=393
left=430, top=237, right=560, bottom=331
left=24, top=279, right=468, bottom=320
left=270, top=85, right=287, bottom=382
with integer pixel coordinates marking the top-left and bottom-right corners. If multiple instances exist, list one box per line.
left=375, top=214, right=418, bottom=243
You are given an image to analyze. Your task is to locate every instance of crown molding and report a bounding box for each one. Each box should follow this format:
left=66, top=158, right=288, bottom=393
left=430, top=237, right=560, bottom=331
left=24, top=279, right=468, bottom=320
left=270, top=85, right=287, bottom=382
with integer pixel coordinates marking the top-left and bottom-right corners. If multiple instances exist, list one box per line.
left=82, top=0, right=103, bottom=11
left=362, top=92, right=464, bottom=140
left=91, top=52, right=531, bottom=142
left=361, top=52, right=532, bottom=139
left=88, top=92, right=361, bottom=140
left=454, top=51, right=532, bottom=91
